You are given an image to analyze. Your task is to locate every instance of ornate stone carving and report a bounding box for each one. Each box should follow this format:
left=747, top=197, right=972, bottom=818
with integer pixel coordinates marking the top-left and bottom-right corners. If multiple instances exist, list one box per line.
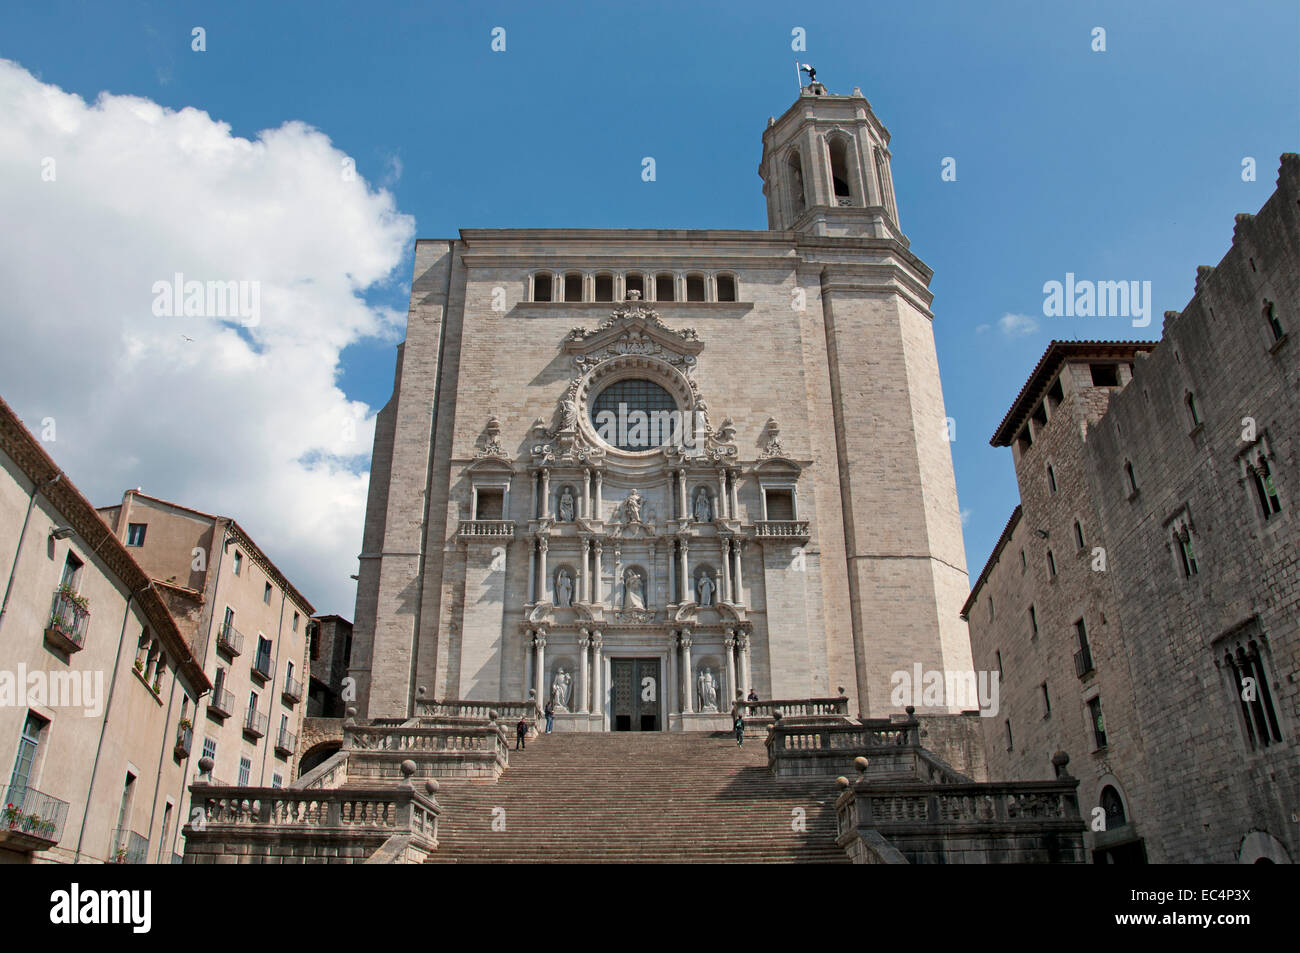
left=693, top=487, right=713, bottom=522
left=623, top=568, right=646, bottom=609
left=623, top=489, right=644, bottom=524
left=697, top=667, right=719, bottom=712
left=558, top=487, right=575, bottom=521
left=697, top=572, right=715, bottom=607
left=550, top=668, right=571, bottom=712
left=760, top=417, right=785, bottom=458
left=555, top=569, right=573, bottom=608
left=475, top=414, right=507, bottom=458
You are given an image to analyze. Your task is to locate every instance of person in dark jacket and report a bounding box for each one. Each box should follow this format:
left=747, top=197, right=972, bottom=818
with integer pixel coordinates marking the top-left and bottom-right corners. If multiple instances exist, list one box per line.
left=515, top=716, right=528, bottom=750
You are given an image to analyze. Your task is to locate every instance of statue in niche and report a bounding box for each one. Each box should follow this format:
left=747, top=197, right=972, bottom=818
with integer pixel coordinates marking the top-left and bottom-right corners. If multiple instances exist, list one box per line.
left=551, top=668, right=571, bottom=712
left=623, top=569, right=646, bottom=609
left=559, top=397, right=579, bottom=431
left=558, top=487, right=575, bottom=522
left=696, top=572, right=715, bottom=607
left=698, top=667, right=719, bottom=712
left=624, top=489, right=643, bottom=523
left=555, top=569, right=573, bottom=608
left=693, top=487, right=712, bottom=522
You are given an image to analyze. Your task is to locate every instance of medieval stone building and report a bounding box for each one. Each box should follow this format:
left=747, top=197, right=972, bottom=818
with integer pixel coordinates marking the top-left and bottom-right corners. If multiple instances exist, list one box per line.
left=963, top=155, right=1300, bottom=864
left=350, top=81, right=974, bottom=729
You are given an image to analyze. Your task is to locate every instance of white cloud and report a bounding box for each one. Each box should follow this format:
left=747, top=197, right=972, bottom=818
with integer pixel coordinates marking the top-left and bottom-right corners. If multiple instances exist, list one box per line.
left=997, top=312, right=1039, bottom=337
left=960, top=509, right=972, bottom=527
left=0, top=59, right=414, bottom=616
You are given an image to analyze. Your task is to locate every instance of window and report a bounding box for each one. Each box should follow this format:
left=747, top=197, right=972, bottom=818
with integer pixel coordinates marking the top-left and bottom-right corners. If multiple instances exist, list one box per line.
left=787, top=150, right=806, bottom=215
left=1046, top=550, right=1057, bottom=579
left=309, top=624, right=320, bottom=661
left=285, top=661, right=294, bottom=688
left=1088, top=696, right=1107, bottom=749
left=685, top=274, right=706, bottom=302
left=255, top=636, right=273, bottom=676
left=1263, top=299, right=1283, bottom=342
left=1100, top=786, right=1127, bottom=828
left=563, top=273, right=582, bottom=303
left=232, top=551, right=243, bottom=576
left=59, top=552, right=83, bottom=591
left=1004, top=719, right=1013, bottom=752
left=263, top=582, right=272, bottom=604
left=1174, top=523, right=1199, bottom=577
left=115, top=772, right=136, bottom=850
left=590, top=379, right=678, bottom=451
left=1019, top=549, right=1026, bottom=571
left=1074, top=618, right=1094, bottom=678
left=1074, top=520, right=1085, bottom=550
left=1249, top=454, right=1282, bottom=519
left=1219, top=631, right=1282, bottom=750
left=272, top=774, right=282, bottom=789
left=624, top=274, right=644, bottom=299
left=1040, top=682, right=1051, bottom=718
left=1016, top=427, right=1033, bottom=453
left=292, top=612, right=300, bottom=633
left=533, top=273, right=553, bottom=302
left=237, top=757, right=251, bottom=787
left=156, top=803, right=173, bottom=864
left=1090, top=363, right=1119, bottom=387
left=1186, top=392, right=1201, bottom=428
left=126, top=523, right=147, bottom=546
left=1046, top=465, right=1057, bottom=494
left=763, top=488, right=796, bottom=521
left=475, top=487, right=505, bottom=520
left=1028, top=605, right=1038, bottom=638
left=247, top=691, right=259, bottom=718
left=828, top=137, right=853, bottom=204
left=594, top=274, right=614, bottom=302
left=655, top=274, right=675, bottom=302
left=987, top=596, right=994, bottom=622
left=1124, top=461, right=1138, bottom=496
left=715, top=274, right=737, bottom=302
left=201, top=736, right=217, bottom=762
left=280, top=713, right=289, bottom=736
left=8, top=712, right=48, bottom=796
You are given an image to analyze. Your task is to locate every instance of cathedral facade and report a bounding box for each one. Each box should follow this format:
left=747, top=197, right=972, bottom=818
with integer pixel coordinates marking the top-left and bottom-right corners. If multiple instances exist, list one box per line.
left=350, top=83, right=974, bottom=728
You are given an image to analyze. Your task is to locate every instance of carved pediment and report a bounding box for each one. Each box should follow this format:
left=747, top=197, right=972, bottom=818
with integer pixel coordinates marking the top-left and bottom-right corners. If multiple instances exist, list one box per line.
left=564, top=302, right=703, bottom=375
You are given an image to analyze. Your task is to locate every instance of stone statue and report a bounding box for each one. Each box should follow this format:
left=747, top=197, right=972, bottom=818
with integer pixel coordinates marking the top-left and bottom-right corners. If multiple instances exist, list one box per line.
left=693, top=487, right=712, bottom=522
left=624, top=489, right=643, bottom=523
left=697, top=572, right=714, bottom=607
left=551, top=668, right=571, bottom=712
left=623, top=569, right=645, bottom=610
left=558, top=487, right=575, bottom=522
left=560, top=398, right=578, bottom=431
left=555, top=569, right=573, bottom=608
left=698, top=667, right=718, bottom=712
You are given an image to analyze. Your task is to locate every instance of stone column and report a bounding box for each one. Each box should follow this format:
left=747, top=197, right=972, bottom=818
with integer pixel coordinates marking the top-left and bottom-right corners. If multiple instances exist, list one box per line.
left=668, top=629, right=680, bottom=715
left=732, top=540, right=744, bottom=605
left=593, top=541, right=604, bottom=604
left=538, top=538, right=549, bottom=603
left=738, top=633, right=751, bottom=699
left=530, top=471, right=538, bottom=521
left=724, top=632, right=737, bottom=706
left=524, top=628, right=534, bottom=695
left=590, top=632, right=604, bottom=716
left=594, top=471, right=603, bottom=521
left=577, top=630, right=590, bottom=714
left=578, top=538, right=588, bottom=603
left=527, top=541, right=537, bottom=603
left=679, top=631, right=694, bottom=714
left=679, top=539, right=690, bottom=603
left=582, top=468, right=591, bottom=519
left=533, top=633, right=547, bottom=703
left=647, top=542, right=656, bottom=609
left=729, top=470, right=739, bottom=519
left=720, top=538, right=732, bottom=603
left=677, top=469, right=687, bottom=519
left=717, top=470, right=728, bottom=519
left=540, top=469, right=551, bottom=519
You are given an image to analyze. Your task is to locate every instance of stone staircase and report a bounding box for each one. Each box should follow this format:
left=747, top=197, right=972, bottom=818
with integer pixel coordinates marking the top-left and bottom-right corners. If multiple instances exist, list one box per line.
left=426, top=731, right=848, bottom=863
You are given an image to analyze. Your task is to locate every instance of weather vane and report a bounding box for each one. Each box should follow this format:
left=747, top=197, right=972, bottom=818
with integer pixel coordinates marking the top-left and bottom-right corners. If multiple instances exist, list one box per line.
left=797, top=62, right=817, bottom=88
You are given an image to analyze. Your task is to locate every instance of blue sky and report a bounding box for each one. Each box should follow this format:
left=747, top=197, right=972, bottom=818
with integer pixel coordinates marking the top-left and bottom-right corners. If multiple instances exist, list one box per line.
left=1, top=0, right=1296, bottom=609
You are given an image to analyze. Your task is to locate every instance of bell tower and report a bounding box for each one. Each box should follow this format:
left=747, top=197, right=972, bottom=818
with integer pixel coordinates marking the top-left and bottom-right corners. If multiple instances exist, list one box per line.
left=759, top=82, right=903, bottom=239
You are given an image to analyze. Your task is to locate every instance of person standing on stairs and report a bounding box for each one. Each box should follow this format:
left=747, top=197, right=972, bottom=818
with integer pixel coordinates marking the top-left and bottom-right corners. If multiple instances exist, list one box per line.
left=732, top=698, right=745, bottom=746
left=544, top=698, right=555, bottom=733
left=516, top=715, right=528, bottom=750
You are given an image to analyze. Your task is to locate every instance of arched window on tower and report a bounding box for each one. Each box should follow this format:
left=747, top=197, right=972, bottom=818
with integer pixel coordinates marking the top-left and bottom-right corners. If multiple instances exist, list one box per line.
left=563, top=273, right=583, bottom=302
left=787, top=150, right=806, bottom=218
left=655, top=273, right=675, bottom=302
left=829, top=137, right=853, bottom=206
left=533, top=273, right=553, bottom=302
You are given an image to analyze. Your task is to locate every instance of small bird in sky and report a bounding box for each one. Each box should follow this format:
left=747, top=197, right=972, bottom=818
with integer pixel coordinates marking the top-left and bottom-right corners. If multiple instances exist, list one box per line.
left=180, top=333, right=194, bottom=342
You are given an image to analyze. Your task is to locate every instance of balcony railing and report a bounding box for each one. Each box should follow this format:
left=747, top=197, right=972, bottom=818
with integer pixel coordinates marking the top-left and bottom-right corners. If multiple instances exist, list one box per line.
left=174, top=723, right=193, bottom=759
left=282, top=675, right=303, bottom=704
left=458, top=520, right=515, bottom=539
left=243, top=709, right=267, bottom=739
left=208, top=687, right=234, bottom=719
left=275, top=730, right=298, bottom=757
left=251, top=653, right=273, bottom=683
left=0, top=784, right=69, bottom=850
left=216, top=622, right=243, bottom=657
left=1074, top=644, right=1095, bottom=679
left=111, top=828, right=148, bottom=864
left=44, top=587, right=89, bottom=654
left=754, top=520, right=810, bottom=540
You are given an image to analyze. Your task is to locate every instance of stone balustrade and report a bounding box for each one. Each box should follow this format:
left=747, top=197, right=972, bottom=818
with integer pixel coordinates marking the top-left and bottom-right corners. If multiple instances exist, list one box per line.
left=741, top=696, right=849, bottom=720
left=414, top=698, right=540, bottom=722
left=753, top=520, right=810, bottom=539
left=183, top=782, right=439, bottom=864
left=457, top=520, right=516, bottom=539
left=344, top=722, right=510, bottom=780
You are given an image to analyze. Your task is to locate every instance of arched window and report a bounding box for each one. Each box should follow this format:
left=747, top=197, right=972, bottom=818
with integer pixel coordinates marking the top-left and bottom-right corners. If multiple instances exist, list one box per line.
left=563, top=273, right=583, bottom=302
left=1263, top=299, right=1284, bottom=341
left=533, top=273, right=553, bottom=302
left=828, top=136, right=853, bottom=205
left=787, top=150, right=806, bottom=217
left=594, top=274, right=614, bottom=302
left=1100, top=786, right=1127, bottom=827
left=1186, top=392, right=1201, bottom=427
left=655, top=273, right=675, bottom=302
left=624, top=273, right=644, bottom=300
left=715, top=273, right=737, bottom=302
left=685, top=274, right=706, bottom=302
left=590, top=378, right=679, bottom=451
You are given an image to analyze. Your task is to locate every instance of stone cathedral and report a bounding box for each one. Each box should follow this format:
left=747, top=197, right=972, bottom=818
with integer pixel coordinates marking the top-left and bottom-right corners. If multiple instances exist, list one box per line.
left=350, top=82, right=975, bottom=731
